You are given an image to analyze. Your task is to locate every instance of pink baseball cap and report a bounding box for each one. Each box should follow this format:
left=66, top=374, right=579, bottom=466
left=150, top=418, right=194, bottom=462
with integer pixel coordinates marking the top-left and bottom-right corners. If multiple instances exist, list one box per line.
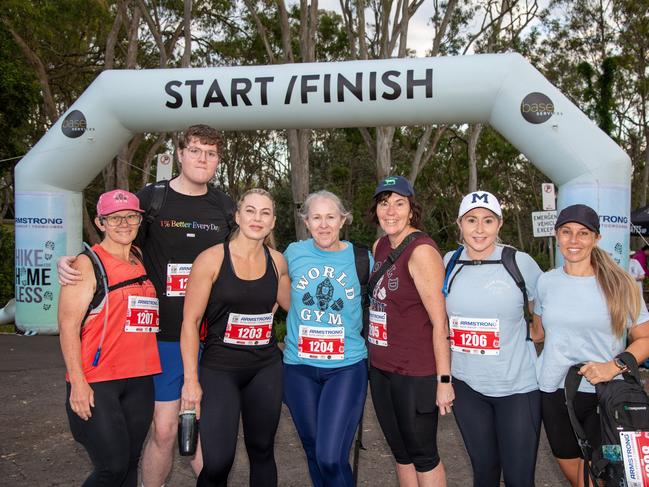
left=96, top=189, right=144, bottom=216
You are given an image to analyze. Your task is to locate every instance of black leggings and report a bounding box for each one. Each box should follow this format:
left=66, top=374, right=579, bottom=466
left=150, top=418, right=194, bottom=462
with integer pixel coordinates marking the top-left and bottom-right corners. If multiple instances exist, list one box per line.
left=197, top=360, right=283, bottom=487
left=66, top=376, right=154, bottom=487
left=452, top=379, right=541, bottom=487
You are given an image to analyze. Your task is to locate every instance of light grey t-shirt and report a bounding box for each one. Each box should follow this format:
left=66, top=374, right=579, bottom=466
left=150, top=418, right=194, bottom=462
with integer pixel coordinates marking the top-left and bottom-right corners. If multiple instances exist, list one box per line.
left=444, top=246, right=542, bottom=397
left=534, top=267, right=649, bottom=393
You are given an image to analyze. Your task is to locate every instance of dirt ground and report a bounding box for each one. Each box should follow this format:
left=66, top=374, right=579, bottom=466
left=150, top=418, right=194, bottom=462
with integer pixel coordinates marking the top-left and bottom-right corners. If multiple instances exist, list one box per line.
left=0, top=334, right=575, bottom=486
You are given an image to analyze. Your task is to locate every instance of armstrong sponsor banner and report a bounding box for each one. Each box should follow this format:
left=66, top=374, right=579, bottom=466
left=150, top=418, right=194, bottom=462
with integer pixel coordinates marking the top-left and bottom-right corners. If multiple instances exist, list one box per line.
left=558, top=183, right=630, bottom=269
left=620, top=431, right=649, bottom=487
left=14, top=192, right=66, bottom=331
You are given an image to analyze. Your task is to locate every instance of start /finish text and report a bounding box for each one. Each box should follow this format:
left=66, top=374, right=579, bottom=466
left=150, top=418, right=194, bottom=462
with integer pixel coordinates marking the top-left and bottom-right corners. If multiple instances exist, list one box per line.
left=164, top=69, right=433, bottom=109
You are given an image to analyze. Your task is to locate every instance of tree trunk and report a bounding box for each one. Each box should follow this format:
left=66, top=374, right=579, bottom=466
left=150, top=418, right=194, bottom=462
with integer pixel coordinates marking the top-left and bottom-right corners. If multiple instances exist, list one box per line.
left=467, top=123, right=483, bottom=192
left=181, top=0, right=192, bottom=67
left=287, top=129, right=310, bottom=240
left=642, top=126, right=649, bottom=206
left=83, top=198, right=101, bottom=244
left=376, top=127, right=395, bottom=181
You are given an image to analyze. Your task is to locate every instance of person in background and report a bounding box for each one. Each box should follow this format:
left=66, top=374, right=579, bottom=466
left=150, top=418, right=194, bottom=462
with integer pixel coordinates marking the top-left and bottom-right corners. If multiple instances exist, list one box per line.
left=444, top=191, right=543, bottom=487
left=282, top=190, right=370, bottom=487
left=367, top=176, right=452, bottom=487
left=58, top=125, right=235, bottom=486
left=180, top=189, right=290, bottom=487
left=534, top=204, right=649, bottom=487
left=629, top=253, right=645, bottom=297
left=632, top=245, right=649, bottom=275
left=59, top=189, right=161, bottom=487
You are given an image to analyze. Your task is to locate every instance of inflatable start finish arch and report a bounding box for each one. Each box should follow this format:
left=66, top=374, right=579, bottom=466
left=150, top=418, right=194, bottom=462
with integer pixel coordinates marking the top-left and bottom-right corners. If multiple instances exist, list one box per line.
left=14, top=53, right=632, bottom=334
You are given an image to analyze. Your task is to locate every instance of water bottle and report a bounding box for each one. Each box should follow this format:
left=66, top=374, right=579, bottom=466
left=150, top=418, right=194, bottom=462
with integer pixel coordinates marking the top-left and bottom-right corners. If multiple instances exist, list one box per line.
left=178, top=410, right=198, bottom=456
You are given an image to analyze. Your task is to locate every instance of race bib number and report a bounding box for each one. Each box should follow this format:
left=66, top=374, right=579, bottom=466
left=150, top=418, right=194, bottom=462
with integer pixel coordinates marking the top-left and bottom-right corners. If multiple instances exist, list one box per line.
left=224, top=312, right=273, bottom=346
left=620, top=431, right=649, bottom=487
left=298, top=325, right=344, bottom=360
left=125, top=296, right=159, bottom=333
left=449, top=316, right=500, bottom=355
left=368, top=310, right=388, bottom=347
left=166, top=263, right=192, bottom=297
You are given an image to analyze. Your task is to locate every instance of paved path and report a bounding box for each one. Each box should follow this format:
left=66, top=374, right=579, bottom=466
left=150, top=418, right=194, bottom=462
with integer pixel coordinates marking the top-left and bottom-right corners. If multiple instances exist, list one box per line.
left=0, top=335, right=569, bottom=486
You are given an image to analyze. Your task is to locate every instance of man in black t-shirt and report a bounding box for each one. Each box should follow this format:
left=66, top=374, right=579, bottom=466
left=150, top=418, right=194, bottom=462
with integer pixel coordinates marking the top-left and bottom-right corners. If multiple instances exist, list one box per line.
left=58, top=125, right=235, bottom=486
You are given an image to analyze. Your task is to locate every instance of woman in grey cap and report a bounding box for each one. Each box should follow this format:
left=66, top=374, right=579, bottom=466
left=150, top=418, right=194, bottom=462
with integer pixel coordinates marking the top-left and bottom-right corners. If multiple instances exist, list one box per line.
left=533, top=203, right=649, bottom=486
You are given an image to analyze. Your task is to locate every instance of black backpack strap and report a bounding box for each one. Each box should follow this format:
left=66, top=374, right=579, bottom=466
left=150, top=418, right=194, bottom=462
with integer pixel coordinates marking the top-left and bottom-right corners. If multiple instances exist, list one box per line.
left=141, top=180, right=169, bottom=242
left=81, top=245, right=148, bottom=323
left=81, top=245, right=109, bottom=324
left=564, top=364, right=600, bottom=487
left=210, top=186, right=236, bottom=236
left=352, top=243, right=371, bottom=339
left=501, top=246, right=532, bottom=342
left=616, top=351, right=642, bottom=384
left=368, top=231, right=424, bottom=295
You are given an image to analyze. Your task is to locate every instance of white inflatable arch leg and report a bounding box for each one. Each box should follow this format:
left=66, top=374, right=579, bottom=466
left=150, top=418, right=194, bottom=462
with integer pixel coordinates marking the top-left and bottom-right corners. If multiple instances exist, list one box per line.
left=14, top=53, right=631, bottom=333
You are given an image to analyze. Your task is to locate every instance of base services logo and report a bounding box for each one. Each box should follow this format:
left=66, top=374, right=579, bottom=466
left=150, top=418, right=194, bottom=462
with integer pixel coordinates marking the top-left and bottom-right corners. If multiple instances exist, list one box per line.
left=61, top=110, right=87, bottom=138
left=520, top=92, right=554, bottom=124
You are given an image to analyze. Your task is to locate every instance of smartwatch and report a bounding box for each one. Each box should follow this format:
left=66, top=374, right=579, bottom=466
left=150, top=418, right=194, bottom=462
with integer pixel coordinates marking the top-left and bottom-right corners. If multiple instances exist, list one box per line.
left=437, top=375, right=452, bottom=384
left=613, top=357, right=629, bottom=374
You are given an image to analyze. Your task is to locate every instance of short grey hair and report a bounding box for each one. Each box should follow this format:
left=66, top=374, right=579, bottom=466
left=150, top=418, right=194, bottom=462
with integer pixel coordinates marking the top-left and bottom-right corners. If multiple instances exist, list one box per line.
left=298, top=190, right=353, bottom=225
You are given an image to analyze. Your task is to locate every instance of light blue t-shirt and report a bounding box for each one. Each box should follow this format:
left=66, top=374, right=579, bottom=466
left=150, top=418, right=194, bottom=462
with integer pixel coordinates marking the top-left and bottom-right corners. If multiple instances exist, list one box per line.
left=534, top=267, right=649, bottom=393
left=444, top=246, right=542, bottom=396
left=283, top=239, right=370, bottom=368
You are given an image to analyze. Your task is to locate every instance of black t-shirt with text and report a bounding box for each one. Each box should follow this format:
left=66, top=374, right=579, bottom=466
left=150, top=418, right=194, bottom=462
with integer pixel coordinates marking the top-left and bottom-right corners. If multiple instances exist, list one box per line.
left=136, top=182, right=235, bottom=341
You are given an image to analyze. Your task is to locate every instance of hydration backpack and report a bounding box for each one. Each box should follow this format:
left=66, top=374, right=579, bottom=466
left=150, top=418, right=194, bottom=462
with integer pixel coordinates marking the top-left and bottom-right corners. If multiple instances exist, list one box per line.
left=443, top=245, right=532, bottom=341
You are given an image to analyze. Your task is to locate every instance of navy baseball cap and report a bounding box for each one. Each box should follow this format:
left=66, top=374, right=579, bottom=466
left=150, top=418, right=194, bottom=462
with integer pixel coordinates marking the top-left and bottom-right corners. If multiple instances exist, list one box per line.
left=554, top=204, right=600, bottom=233
left=373, top=176, right=414, bottom=197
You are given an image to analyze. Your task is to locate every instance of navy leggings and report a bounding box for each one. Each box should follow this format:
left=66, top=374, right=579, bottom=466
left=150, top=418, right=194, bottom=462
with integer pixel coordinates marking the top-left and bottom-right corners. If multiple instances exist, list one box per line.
left=452, top=378, right=541, bottom=487
left=283, top=360, right=368, bottom=487
left=198, top=360, right=283, bottom=487
left=66, top=376, right=154, bottom=487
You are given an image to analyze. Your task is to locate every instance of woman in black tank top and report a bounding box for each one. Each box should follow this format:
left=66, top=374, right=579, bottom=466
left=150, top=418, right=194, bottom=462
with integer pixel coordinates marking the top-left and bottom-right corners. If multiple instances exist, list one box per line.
left=179, top=189, right=290, bottom=487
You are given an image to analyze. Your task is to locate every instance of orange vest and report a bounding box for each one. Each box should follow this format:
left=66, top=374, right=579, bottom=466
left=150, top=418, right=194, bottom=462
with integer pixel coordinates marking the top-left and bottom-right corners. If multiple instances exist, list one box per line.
left=71, top=245, right=161, bottom=383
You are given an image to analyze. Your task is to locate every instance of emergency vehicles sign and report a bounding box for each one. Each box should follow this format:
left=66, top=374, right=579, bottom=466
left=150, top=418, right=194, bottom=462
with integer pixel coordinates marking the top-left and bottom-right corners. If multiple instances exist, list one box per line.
left=532, top=211, right=557, bottom=237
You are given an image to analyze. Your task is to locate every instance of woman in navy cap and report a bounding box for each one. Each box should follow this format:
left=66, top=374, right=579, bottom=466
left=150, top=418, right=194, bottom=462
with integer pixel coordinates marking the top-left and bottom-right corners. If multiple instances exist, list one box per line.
left=533, top=203, right=649, bottom=486
left=367, top=176, right=453, bottom=486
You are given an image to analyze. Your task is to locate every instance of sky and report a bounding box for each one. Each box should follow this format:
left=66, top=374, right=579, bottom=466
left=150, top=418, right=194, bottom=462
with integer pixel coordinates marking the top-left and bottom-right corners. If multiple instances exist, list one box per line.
left=314, top=0, right=551, bottom=57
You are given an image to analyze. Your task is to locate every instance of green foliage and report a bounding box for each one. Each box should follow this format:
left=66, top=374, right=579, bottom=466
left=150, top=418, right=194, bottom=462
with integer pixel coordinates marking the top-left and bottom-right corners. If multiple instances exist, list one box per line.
left=0, top=224, right=14, bottom=305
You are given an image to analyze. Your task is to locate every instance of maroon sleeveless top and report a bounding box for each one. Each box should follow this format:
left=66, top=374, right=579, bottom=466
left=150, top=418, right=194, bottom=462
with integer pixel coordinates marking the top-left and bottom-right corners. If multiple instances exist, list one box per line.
left=369, top=233, right=440, bottom=376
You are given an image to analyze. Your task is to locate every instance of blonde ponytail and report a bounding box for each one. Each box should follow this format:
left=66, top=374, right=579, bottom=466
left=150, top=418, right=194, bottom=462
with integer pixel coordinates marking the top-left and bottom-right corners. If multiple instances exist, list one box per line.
left=591, top=247, right=641, bottom=337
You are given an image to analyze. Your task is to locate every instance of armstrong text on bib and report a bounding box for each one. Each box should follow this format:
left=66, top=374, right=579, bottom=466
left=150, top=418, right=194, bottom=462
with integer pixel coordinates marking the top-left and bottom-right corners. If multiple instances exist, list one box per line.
left=298, top=325, right=344, bottom=360
left=449, top=316, right=500, bottom=355
left=166, top=263, right=192, bottom=297
left=125, top=296, right=159, bottom=333
left=224, top=312, right=273, bottom=346
left=368, top=309, right=388, bottom=347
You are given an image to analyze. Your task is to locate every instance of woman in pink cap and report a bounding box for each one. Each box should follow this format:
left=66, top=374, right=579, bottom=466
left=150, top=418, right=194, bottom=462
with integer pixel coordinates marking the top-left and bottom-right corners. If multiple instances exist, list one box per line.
left=59, top=189, right=161, bottom=487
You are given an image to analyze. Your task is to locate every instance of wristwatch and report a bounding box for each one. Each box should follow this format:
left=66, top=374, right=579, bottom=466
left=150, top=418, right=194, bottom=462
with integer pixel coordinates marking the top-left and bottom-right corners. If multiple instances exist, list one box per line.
left=613, top=357, right=629, bottom=374
left=437, top=375, right=452, bottom=384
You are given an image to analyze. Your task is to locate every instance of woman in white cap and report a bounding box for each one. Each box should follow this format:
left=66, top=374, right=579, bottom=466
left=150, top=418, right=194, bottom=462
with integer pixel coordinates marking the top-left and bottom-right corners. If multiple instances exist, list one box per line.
left=534, top=203, right=649, bottom=486
left=58, top=189, right=161, bottom=487
left=368, top=176, right=452, bottom=486
left=443, top=190, right=543, bottom=487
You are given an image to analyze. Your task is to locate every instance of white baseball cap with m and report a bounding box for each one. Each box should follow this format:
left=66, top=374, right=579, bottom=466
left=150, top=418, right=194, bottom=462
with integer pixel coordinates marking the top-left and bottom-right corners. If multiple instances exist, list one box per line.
left=458, top=191, right=502, bottom=219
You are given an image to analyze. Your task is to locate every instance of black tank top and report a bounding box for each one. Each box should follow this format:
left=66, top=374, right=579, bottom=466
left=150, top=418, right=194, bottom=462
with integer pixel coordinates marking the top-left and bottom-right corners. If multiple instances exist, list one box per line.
left=200, top=241, right=281, bottom=370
